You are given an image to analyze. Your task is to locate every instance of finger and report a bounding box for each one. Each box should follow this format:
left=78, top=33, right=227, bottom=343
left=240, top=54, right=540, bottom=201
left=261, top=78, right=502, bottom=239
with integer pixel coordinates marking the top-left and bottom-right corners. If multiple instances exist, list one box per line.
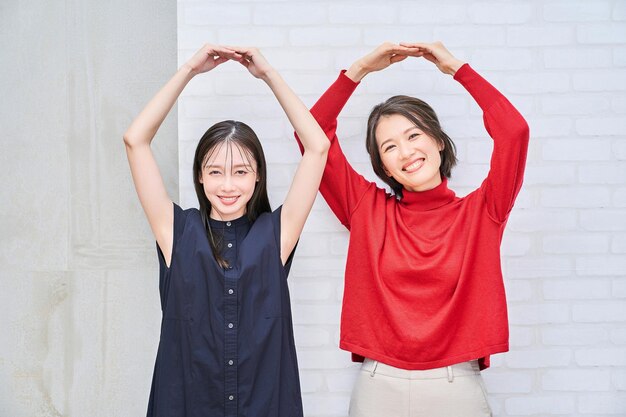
left=212, top=44, right=238, bottom=54
left=390, top=54, right=408, bottom=64
left=399, top=41, right=430, bottom=49
left=219, top=45, right=248, bottom=58
left=213, top=56, right=229, bottom=66
left=237, top=59, right=250, bottom=69
left=213, top=48, right=242, bottom=61
left=399, top=48, right=424, bottom=57
left=389, top=46, right=416, bottom=55
left=228, top=46, right=253, bottom=56
left=422, top=53, right=437, bottom=64
left=380, top=43, right=411, bottom=54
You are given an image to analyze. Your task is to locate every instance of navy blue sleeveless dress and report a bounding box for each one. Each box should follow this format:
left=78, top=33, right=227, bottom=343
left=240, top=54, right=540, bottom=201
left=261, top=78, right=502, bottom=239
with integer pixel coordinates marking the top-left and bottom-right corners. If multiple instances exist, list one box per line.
left=147, top=203, right=303, bottom=417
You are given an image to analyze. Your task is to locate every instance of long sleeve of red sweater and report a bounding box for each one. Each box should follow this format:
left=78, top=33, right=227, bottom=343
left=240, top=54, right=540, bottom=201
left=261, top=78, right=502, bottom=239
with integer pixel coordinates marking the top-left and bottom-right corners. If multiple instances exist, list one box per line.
left=457, top=65, right=530, bottom=222
left=294, top=71, right=371, bottom=229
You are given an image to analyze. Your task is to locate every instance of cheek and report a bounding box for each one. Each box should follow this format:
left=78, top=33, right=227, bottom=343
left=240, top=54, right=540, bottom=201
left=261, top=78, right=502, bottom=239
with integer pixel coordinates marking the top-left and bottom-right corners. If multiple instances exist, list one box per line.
left=201, top=179, right=218, bottom=195
left=238, top=177, right=257, bottom=193
left=379, top=155, right=392, bottom=174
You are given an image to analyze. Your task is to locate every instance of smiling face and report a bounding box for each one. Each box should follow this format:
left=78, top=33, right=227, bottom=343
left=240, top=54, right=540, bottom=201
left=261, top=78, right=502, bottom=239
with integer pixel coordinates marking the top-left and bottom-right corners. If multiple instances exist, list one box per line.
left=375, top=114, right=443, bottom=192
left=365, top=95, right=458, bottom=197
left=199, top=141, right=258, bottom=221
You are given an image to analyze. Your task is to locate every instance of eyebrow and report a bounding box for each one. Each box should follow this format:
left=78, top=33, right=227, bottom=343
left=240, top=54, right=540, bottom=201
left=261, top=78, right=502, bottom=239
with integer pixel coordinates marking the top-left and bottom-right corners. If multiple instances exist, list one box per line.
left=379, top=126, right=420, bottom=149
left=204, top=163, right=252, bottom=169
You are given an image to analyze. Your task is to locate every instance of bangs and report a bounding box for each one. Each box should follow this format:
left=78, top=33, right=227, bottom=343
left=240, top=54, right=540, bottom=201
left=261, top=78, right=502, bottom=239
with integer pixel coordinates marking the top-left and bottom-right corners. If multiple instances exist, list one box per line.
left=202, top=139, right=258, bottom=173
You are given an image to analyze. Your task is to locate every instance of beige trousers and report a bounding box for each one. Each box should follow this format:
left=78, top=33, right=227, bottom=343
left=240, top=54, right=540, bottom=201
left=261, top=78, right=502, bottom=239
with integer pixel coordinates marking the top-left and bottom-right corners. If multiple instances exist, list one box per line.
left=349, top=359, right=492, bottom=417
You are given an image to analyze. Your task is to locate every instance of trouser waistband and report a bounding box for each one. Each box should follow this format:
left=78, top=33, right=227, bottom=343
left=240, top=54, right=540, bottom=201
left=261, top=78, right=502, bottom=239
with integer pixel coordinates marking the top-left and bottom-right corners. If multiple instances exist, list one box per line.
left=361, top=358, right=481, bottom=382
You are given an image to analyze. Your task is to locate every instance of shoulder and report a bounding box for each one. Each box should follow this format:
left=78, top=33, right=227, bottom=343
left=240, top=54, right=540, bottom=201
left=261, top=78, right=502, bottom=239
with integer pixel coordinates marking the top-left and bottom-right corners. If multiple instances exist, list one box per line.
left=173, top=203, right=201, bottom=218
left=251, top=207, right=280, bottom=229
left=247, top=207, right=281, bottom=244
left=172, top=203, right=204, bottom=235
left=354, top=183, right=395, bottom=210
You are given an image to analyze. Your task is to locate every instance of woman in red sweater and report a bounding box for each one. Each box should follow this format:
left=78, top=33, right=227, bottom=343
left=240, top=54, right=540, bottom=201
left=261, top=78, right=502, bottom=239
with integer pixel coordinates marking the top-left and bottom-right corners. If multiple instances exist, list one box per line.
left=295, top=41, right=529, bottom=416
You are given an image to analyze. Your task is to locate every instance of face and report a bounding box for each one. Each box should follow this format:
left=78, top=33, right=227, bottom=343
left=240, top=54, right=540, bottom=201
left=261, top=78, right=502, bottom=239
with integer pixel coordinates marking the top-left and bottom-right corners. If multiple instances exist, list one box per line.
left=375, top=114, right=443, bottom=192
left=199, top=141, right=258, bottom=221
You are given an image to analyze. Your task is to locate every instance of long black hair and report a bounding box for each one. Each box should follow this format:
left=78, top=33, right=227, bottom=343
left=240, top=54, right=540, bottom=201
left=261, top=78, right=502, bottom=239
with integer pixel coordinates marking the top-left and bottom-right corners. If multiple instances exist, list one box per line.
left=192, top=120, right=271, bottom=267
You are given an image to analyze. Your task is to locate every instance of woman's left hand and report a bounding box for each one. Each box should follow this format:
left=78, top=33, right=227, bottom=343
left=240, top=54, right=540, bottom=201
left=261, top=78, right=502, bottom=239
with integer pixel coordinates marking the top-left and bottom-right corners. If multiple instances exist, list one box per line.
left=231, top=47, right=275, bottom=80
left=400, top=41, right=465, bottom=76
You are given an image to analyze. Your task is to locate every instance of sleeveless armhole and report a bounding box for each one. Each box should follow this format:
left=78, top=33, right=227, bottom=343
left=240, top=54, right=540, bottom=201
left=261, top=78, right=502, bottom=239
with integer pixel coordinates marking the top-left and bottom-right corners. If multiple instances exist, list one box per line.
left=271, top=205, right=298, bottom=277
left=156, top=202, right=185, bottom=270
left=156, top=202, right=186, bottom=312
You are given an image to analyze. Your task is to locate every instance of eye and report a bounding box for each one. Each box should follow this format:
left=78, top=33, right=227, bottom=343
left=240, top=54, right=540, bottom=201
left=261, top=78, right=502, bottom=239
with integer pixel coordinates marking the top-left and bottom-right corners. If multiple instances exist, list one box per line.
left=383, top=144, right=396, bottom=153
left=234, top=169, right=249, bottom=175
left=408, top=133, right=420, bottom=140
left=208, top=169, right=222, bottom=176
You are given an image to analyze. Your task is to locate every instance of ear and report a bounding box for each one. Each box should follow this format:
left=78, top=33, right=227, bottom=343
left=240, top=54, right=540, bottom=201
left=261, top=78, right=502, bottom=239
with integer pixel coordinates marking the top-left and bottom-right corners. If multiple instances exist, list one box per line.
left=438, top=141, right=445, bottom=152
left=383, top=166, right=392, bottom=177
left=198, top=173, right=204, bottom=184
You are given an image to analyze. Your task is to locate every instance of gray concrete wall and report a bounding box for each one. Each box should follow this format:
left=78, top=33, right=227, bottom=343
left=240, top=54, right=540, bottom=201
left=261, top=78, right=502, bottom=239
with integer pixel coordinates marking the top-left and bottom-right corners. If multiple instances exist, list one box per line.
left=1, top=1, right=177, bottom=415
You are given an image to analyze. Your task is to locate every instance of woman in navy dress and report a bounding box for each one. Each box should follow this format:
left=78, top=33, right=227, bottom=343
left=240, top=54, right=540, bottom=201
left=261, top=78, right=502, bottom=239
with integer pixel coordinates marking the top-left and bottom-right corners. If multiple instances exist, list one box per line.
left=124, top=44, right=329, bottom=417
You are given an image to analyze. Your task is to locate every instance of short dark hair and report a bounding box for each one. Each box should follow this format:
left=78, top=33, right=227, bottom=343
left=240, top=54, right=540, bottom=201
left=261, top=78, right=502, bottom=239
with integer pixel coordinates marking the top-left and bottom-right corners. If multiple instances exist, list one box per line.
left=365, top=95, right=458, bottom=198
left=192, top=120, right=271, bottom=267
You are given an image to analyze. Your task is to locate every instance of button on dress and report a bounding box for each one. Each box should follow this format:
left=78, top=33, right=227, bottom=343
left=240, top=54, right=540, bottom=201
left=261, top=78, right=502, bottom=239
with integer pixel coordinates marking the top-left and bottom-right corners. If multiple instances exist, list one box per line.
left=147, top=203, right=303, bottom=417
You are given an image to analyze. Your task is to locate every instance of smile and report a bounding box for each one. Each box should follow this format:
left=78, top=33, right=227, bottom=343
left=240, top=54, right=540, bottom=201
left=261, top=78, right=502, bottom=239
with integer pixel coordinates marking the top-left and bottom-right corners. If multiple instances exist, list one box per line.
left=218, top=195, right=240, bottom=205
left=402, top=158, right=425, bottom=173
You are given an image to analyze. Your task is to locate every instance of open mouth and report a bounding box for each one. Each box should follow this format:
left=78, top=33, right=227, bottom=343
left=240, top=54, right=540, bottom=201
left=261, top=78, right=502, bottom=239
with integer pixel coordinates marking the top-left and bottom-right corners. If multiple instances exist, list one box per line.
left=218, top=195, right=240, bottom=206
left=402, top=158, right=425, bottom=173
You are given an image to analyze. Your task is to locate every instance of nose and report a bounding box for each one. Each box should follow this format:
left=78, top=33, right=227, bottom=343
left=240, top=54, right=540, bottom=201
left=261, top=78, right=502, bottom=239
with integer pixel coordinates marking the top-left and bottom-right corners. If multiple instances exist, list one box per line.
left=220, top=173, right=236, bottom=191
left=398, top=142, right=414, bottom=160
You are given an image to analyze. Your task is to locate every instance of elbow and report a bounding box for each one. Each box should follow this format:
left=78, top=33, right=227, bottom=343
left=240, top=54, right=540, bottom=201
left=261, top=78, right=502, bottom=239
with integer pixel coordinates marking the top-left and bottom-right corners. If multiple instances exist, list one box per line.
left=302, top=144, right=329, bottom=161
left=302, top=135, right=330, bottom=156
left=123, top=130, right=140, bottom=149
left=312, top=139, right=330, bottom=157
left=508, top=114, right=530, bottom=147
left=122, top=134, right=132, bottom=148
left=316, top=132, right=331, bottom=154
left=319, top=138, right=331, bottom=154
left=518, top=119, right=530, bottom=144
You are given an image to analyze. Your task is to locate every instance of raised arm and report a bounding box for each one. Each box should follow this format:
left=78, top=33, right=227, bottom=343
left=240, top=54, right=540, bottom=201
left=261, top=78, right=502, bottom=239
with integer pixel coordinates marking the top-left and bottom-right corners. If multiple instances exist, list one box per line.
left=294, top=43, right=415, bottom=227
left=402, top=41, right=530, bottom=222
left=233, top=47, right=330, bottom=265
left=123, top=44, right=241, bottom=266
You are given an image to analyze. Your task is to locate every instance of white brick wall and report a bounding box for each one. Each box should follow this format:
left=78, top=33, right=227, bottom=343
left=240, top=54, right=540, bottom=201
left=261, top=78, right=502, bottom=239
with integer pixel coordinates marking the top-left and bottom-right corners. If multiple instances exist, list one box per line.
left=178, top=1, right=626, bottom=415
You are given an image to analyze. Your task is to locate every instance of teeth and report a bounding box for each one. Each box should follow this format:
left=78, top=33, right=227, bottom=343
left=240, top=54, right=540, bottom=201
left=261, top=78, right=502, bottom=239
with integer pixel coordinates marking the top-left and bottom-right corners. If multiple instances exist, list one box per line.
left=404, top=159, right=424, bottom=171
left=220, top=196, right=237, bottom=202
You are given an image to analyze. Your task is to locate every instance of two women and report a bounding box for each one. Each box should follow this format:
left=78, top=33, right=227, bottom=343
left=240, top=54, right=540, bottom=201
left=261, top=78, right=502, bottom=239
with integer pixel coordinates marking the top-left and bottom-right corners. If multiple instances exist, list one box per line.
left=126, top=40, right=529, bottom=417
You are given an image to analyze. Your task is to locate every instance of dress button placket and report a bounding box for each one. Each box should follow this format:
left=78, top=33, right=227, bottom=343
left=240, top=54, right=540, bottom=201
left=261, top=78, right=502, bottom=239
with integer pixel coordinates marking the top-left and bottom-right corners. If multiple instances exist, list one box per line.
left=223, top=225, right=238, bottom=416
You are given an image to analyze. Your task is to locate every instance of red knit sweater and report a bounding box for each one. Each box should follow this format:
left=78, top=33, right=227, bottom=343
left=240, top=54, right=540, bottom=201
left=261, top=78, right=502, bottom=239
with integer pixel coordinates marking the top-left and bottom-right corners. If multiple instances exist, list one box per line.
left=296, top=64, right=529, bottom=370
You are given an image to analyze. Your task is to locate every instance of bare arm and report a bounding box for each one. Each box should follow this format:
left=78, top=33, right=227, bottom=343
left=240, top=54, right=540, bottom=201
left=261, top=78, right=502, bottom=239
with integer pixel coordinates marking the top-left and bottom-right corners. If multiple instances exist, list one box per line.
left=234, top=47, right=330, bottom=265
left=123, top=44, right=240, bottom=266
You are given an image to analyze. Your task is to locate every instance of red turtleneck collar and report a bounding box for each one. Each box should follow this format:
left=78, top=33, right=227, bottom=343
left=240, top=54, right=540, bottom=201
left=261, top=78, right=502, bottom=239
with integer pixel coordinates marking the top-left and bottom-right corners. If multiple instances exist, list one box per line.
left=399, top=177, right=457, bottom=211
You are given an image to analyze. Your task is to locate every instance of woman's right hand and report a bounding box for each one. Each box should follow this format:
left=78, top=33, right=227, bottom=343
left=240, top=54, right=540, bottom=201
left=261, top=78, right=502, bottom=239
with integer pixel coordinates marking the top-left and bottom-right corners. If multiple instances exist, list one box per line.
left=183, top=44, right=242, bottom=75
left=345, top=42, right=418, bottom=82
left=399, top=41, right=465, bottom=76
